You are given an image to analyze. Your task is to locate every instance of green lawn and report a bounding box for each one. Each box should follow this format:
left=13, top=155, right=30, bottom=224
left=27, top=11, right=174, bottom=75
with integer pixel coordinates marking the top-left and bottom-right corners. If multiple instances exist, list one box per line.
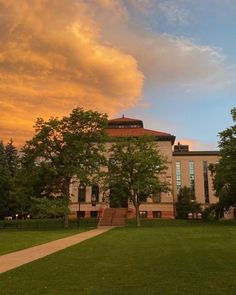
left=0, top=220, right=235, bottom=295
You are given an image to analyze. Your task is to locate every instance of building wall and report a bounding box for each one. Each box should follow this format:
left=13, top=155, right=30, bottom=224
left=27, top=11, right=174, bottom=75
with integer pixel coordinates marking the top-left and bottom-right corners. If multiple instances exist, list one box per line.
left=69, top=141, right=220, bottom=219
left=69, top=140, right=175, bottom=219
left=172, top=154, right=219, bottom=207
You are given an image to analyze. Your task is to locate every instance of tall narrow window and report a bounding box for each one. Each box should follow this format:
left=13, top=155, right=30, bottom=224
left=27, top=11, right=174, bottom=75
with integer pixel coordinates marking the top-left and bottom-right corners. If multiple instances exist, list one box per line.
left=78, top=185, right=86, bottom=202
left=91, top=185, right=99, bottom=202
left=189, top=161, right=195, bottom=198
left=176, top=161, right=182, bottom=192
left=203, top=161, right=209, bottom=203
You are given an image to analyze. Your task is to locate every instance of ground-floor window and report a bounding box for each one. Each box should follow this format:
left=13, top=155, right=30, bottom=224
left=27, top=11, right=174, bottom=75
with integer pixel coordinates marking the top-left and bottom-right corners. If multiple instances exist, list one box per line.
left=139, top=211, right=147, bottom=218
left=153, top=211, right=162, bottom=218
left=77, top=211, right=85, bottom=218
left=91, top=211, right=98, bottom=218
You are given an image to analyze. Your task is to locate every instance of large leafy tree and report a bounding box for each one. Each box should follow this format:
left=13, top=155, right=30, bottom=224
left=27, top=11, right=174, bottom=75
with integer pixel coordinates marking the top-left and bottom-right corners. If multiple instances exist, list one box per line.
left=22, top=107, right=108, bottom=226
left=209, top=107, right=236, bottom=213
left=106, top=136, right=169, bottom=226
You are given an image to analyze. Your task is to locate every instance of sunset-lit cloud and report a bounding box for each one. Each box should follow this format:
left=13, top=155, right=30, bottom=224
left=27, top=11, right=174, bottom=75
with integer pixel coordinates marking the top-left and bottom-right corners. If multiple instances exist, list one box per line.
left=0, top=0, right=234, bottom=146
left=177, top=139, right=217, bottom=151
left=0, top=0, right=143, bottom=145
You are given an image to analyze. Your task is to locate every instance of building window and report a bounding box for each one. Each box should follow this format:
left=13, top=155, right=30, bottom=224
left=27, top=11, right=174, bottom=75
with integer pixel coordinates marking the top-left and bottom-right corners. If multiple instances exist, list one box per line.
left=139, top=211, right=147, bottom=218
left=189, top=160, right=195, bottom=197
left=153, top=211, right=162, bottom=218
left=203, top=161, right=209, bottom=204
left=91, top=185, right=99, bottom=202
left=153, top=193, right=161, bottom=203
left=176, top=161, right=182, bottom=192
left=77, top=211, right=85, bottom=218
left=91, top=211, right=98, bottom=218
left=78, top=186, right=86, bottom=202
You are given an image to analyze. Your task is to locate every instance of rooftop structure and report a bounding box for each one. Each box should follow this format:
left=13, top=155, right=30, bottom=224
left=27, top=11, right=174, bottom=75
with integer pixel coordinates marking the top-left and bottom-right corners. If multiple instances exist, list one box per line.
left=107, top=116, right=176, bottom=144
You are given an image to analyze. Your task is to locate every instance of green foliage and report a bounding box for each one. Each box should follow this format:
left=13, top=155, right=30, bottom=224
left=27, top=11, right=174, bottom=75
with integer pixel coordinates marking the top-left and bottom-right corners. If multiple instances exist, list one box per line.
left=21, top=108, right=108, bottom=225
left=23, top=108, right=107, bottom=196
left=31, top=197, right=69, bottom=218
left=209, top=107, right=236, bottom=211
left=176, top=186, right=201, bottom=219
left=105, top=136, right=169, bottom=226
left=202, top=204, right=217, bottom=220
left=5, top=139, right=19, bottom=177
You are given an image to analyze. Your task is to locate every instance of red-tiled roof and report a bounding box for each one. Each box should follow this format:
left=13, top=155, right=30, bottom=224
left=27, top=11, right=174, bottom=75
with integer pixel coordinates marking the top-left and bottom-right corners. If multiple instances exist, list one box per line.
left=107, top=128, right=172, bottom=137
left=106, top=116, right=176, bottom=144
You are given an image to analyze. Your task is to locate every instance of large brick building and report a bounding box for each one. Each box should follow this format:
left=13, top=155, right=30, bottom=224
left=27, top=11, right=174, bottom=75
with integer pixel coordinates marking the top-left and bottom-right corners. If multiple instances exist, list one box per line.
left=69, top=117, right=219, bottom=219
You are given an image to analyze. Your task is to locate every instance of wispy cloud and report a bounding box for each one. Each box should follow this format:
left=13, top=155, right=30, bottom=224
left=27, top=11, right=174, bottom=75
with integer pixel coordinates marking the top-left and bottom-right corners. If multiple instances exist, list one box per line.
left=156, top=0, right=190, bottom=25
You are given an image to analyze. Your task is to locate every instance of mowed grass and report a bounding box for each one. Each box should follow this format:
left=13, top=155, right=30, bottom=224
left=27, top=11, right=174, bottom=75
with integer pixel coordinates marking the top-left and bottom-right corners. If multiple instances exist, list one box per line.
left=0, top=220, right=236, bottom=295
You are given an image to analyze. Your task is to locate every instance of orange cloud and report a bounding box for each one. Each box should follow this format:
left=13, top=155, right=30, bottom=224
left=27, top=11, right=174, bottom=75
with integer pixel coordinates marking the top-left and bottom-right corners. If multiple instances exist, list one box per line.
left=0, top=0, right=143, bottom=146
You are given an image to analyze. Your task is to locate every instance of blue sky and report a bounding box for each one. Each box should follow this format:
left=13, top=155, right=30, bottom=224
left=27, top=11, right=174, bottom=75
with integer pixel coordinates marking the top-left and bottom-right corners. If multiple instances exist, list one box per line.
left=114, top=0, right=236, bottom=149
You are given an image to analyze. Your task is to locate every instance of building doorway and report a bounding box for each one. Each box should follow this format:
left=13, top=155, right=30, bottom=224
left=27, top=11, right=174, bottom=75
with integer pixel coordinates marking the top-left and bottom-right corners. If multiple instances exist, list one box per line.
left=109, top=190, right=128, bottom=208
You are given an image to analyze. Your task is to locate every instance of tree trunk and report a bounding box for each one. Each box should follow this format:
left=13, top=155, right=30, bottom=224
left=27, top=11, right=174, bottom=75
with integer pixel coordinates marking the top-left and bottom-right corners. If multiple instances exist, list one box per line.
left=132, top=193, right=141, bottom=227
left=135, top=204, right=141, bottom=227
left=64, top=214, right=69, bottom=228
left=63, top=177, right=71, bottom=228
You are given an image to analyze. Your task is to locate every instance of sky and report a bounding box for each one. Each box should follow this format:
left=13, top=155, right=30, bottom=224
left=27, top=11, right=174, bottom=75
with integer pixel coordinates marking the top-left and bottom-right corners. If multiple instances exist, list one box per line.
left=0, top=0, right=235, bottom=149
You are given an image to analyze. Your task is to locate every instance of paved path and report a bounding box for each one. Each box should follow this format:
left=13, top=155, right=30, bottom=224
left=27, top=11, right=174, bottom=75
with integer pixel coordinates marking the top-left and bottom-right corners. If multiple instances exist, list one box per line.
left=0, top=227, right=113, bottom=274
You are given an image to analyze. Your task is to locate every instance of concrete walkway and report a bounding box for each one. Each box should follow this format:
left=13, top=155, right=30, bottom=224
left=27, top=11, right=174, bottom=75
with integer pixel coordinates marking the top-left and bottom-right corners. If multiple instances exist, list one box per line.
left=0, top=227, right=113, bottom=274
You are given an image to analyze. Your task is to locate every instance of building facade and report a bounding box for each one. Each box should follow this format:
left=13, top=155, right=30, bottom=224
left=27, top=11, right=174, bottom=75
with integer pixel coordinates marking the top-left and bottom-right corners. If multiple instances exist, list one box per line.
left=69, top=117, right=219, bottom=219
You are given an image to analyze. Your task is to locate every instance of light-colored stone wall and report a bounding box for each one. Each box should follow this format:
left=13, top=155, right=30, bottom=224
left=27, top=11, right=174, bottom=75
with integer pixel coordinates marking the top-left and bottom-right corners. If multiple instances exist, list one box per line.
left=69, top=139, right=175, bottom=219
left=69, top=142, right=220, bottom=219
left=172, top=154, right=219, bottom=206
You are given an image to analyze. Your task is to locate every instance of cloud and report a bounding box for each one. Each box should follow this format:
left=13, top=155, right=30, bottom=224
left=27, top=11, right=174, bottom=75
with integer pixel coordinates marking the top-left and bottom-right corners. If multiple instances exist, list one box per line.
left=156, top=0, right=190, bottom=25
left=0, top=0, right=234, bottom=147
left=89, top=1, right=231, bottom=90
left=0, top=0, right=143, bottom=146
left=177, top=139, right=217, bottom=151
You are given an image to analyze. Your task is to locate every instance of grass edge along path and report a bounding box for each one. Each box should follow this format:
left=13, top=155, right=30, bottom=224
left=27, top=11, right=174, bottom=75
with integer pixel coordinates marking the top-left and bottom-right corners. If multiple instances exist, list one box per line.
left=0, top=227, right=113, bottom=274
left=0, top=228, right=87, bottom=256
left=0, top=218, right=98, bottom=255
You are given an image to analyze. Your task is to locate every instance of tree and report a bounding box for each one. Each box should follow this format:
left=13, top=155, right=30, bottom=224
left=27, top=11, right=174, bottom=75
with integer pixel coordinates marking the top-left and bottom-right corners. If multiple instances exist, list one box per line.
left=22, top=107, right=108, bottom=226
left=31, top=197, right=69, bottom=218
left=175, top=186, right=201, bottom=219
left=209, top=107, right=236, bottom=214
left=5, top=139, right=19, bottom=177
left=0, top=141, right=11, bottom=218
left=106, top=136, right=169, bottom=226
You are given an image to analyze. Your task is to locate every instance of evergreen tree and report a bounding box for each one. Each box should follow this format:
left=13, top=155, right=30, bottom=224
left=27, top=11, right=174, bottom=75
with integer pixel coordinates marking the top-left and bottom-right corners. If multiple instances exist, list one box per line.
left=0, top=141, right=11, bottom=218
left=5, top=139, right=19, bottom=176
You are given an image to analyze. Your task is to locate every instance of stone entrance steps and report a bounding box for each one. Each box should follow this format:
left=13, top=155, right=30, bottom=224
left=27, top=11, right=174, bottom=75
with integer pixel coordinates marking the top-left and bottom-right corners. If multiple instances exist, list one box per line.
left=98, top=208, right=128, bottom=227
